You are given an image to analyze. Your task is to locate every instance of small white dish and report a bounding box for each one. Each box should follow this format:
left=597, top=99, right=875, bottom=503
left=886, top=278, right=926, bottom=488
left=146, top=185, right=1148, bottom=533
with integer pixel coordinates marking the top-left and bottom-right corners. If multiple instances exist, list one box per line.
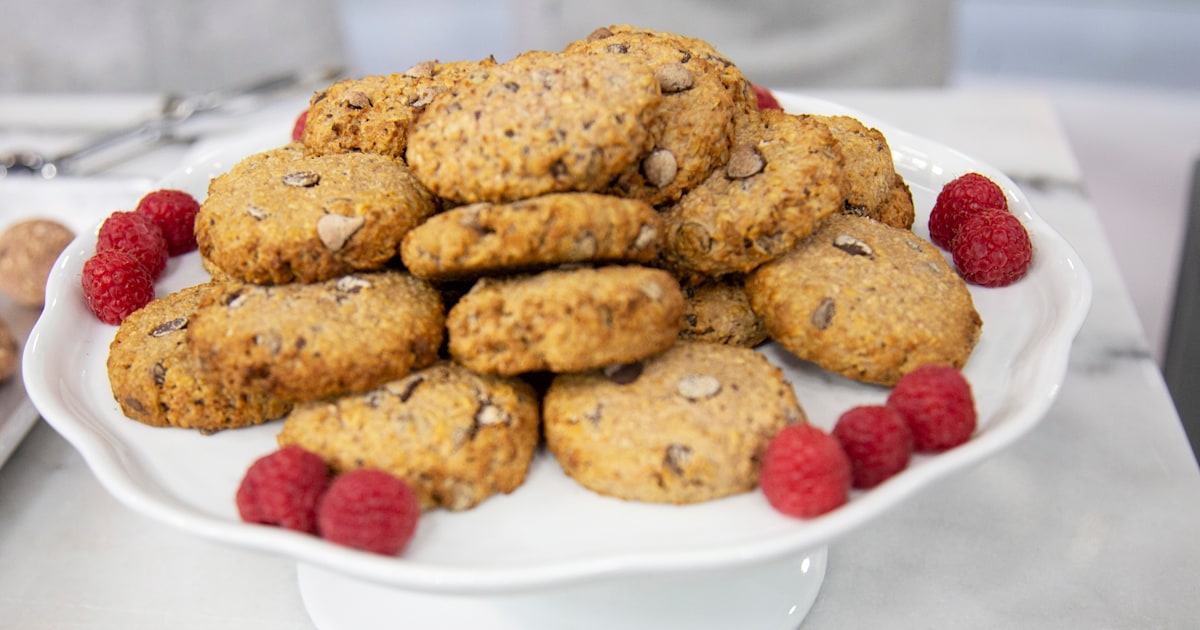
left=22, top=93, right=1092, bottom=627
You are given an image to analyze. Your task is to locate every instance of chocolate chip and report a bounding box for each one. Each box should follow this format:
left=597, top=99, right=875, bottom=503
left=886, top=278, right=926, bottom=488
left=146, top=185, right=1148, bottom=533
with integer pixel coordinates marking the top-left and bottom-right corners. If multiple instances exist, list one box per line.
left=726, top=144, right=765, bottom=179
left=654, top=63, right=694, bottom=93
left=149, top=316, right=187, bottom=337
left=643, top=149, right=678, bottom=188
left=832, top=234, right=874, bottom=258
left=676, top=374, right=721, bottom=400
left=604, top=361, right=643, bottom=385
left=811, top=297, right=836, bottom=330
left=345, top=91, right=372, bottom=109
left=282, top=171, right=321, bottom=187
left=663, top=443, right=692, bottom=476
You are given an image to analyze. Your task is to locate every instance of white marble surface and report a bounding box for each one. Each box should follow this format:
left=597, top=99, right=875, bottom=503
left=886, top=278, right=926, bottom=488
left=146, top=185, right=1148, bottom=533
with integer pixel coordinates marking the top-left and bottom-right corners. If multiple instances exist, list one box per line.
left=1, top=88, right=1198, bottom=629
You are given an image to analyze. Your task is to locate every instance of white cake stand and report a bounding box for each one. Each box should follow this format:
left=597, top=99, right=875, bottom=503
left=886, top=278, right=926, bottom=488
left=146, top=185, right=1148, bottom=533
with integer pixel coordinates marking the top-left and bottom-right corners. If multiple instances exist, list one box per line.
left=298, top=547, right=827, bottom=630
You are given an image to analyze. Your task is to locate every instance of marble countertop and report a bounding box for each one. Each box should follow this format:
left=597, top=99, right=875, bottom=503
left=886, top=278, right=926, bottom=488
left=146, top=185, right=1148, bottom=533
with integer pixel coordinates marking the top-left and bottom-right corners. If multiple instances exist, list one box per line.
left=1, top=88, right=1197, bottom=629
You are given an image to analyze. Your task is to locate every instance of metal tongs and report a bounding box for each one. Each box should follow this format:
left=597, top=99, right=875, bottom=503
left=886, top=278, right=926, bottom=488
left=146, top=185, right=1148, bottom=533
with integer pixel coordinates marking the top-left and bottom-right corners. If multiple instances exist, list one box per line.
left=0, top=65, right=344, bottom=179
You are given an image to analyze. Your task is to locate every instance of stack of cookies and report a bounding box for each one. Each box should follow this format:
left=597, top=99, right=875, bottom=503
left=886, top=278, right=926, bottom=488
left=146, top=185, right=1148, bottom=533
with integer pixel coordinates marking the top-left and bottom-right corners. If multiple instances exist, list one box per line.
left=107, top=25, right=981, bottom=511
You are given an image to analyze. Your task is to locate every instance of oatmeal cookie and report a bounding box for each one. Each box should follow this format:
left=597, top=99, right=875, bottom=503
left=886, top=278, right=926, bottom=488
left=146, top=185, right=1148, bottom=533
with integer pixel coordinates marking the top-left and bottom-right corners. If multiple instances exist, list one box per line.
left=679, top=278, right=767, bottom=347
left=301, top=58, right=498, bottom=159
left=400, top=192, right=662, bottom=280
left=406, top=50, right=663, bottom=204
left=661, top=109, right=844, bottom=278
left=543, top=341, right=805, bottom=504
left=106, top=282, right=292, bottom=432
left=745, top=213, right=982, bottom=386
left=186, top=271, right=444, bottom=404
left=813, top=114, right=915, bottom=230
left=196, top=144, right=437, bottom=285
left=277, top=361, right=540, bottom=511
left=447, top=265, right=685, bottom=375
left=566, top=26, right=737, bottom=206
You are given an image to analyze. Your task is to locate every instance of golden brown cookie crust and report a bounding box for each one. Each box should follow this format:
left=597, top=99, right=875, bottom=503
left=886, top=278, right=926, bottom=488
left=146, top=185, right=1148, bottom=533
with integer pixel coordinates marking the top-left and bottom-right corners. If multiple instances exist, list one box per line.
left=400, top=192, right=663, bottom=280
left=186, top=271, right=444, bottom=404
left=446, top=265, right=685, bottom=375
left=301, top=58, right=498, bottom=159
left=106, top=282, right=293, bottom=432
left=196, top=144, right=437, bottom=285
left=661, top=110, right=845, bottom=278
left=406, top=50, right=663, bottom=204
left=566, top=27, right=737, bottom=206
left=544, top=341, right=806, bottom=504
left=745, top=214, right=982, bottom=386
left=679, top=278, right=768, bottom=347
left=277, top=361, right=540, bottom=512
left=813, top=114, right=915, bottom=230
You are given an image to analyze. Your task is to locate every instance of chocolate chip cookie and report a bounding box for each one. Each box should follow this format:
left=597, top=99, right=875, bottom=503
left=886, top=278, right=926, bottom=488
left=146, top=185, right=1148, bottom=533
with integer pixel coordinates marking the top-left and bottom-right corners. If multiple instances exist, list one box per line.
left=302, top=58, right=498, bottom=159
left=186, top=271, right=444, bottom=404
left=814, top=114, right=915, bottom=230
left=196, top=144, right=437, bottom=284
left=400, top=192, right=663, bottom=280
left=406, top=50, right=663, bottom=204
left=106, top=282, right=293, bottom=432
left=745, top=213, right=982, bottom=386
left=660, top=109, right=845, bottom=278
left=446, top=265, right=685, bottom=375
left=543, top=341, right=806, bottom=504
left=679, top=278, right=767, bottom=347
left=277, top=361, right=540, bottom=512
left=566, top=26, right=737, bottom=206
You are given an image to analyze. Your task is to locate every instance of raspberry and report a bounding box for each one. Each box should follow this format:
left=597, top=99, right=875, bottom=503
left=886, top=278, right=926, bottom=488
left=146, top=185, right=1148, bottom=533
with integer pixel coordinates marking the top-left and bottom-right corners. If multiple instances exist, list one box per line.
left=951, top=208, right=1033, bottom=287
left=887, top=364, right=976, bottom=452
left=832, top=405, right=912, bottom=489
left=95, top=211, right=169, bottom=280
left=135, top=189, right=200, bottom=255
left=759, top=424, right=851, bottom=518
left=753, top=83, right=782, bottom=111
left=928, top=172, right=1008, bottom=249
left=236, top=446, right=330, bottom=534
left=81, top=249, right=155, bottom=324
left=292, top=109, right=309, bottom=143
left=317, top=469, right=420, bottom=555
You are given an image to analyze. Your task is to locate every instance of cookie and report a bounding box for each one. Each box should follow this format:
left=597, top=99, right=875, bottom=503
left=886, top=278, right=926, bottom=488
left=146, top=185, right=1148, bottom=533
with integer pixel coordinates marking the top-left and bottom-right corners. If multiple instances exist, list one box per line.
left=196, top=144, right=437, bottom=284
left=276, top=361, right=540, bottom=511
left=0, top=218, right=75, bottom=307
left=566, top=26, right=737, bottom=206
left=106, top=282, right=292, bottom=432
left=302, top=58, right=498, bottom=159
left=679, top=278, right=767, bottom=347
left=579, top=25, right=758, bottom=132
left=543, top=341, right=806, bottom=504
left=400, top=192, right=663, bottom=280
left=447, top=265, right=685, bottom=375
left=745, top=213, right=982, bottom=386
left=186, top=271, right=444, bottom=404
left=0, top=316, right=16, bottom=383
left=406, top=50, right=663, bottom=204
left=660, top=109, right=844, bottom=278
left=813, top=114, right=915, bottom=230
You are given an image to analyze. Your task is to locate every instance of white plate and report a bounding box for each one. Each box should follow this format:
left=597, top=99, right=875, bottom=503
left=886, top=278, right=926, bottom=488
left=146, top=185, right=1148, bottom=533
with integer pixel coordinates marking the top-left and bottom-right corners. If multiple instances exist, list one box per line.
left=23, top=93, right=1092, bottom=594
left=0, top=176, right=153, bottom=467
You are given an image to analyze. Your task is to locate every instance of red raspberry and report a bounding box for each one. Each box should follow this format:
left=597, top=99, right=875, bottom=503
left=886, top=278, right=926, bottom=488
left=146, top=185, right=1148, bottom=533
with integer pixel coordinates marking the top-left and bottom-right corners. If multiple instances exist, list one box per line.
left=759, top=423, right=851, bottom=518
left=81, top=249, right=155, bottom=324
left=317, top=469, right=420, bottom=555
left=951, top=208, right=1033, bottom=287
left=291, top=109, right=309, bottom=143
left=832, top=405, right=913, bottom=489
left=135, top=189, right=200, bottom=256
left=928, top=172, right=1008, bottom=249
left=887, top=364, right=976, bottom=453
left=96, top=211, right=169, bottom=279
left=753, top=83, right=782, bottom=111
left=236, top=446, right=330, bottom=534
